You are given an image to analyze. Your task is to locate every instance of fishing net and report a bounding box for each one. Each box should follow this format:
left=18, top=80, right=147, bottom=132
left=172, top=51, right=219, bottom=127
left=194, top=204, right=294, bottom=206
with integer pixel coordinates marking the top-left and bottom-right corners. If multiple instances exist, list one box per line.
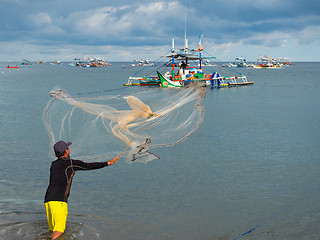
left=43, top=84, right=206, bottom=163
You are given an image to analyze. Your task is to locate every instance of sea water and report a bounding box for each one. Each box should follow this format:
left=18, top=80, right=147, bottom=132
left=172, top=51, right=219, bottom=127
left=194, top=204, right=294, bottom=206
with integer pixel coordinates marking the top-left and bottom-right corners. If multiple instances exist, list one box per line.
left=0, top=62, right=319, bottom=240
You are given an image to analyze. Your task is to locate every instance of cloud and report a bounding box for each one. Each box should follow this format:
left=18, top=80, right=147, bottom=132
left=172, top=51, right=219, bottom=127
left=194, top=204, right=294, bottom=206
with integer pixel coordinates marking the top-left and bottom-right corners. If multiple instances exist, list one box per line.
left=0, top=0, right=319, bottom=61
left=29, top=12, right=52, bottom=26
left=8, top=2, right=184, bottom=46
left=295, top=25, right=320, bottom=45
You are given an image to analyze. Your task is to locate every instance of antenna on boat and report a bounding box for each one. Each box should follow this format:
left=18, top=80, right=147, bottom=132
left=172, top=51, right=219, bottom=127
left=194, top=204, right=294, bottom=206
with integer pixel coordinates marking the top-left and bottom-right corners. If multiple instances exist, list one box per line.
left=171, top=38, right=175, bottom=79
left=184, top=4, right=188, bottom=52
left=172, top=38, right=175, bottom=53
left=183, top=3, right=189, bottom=70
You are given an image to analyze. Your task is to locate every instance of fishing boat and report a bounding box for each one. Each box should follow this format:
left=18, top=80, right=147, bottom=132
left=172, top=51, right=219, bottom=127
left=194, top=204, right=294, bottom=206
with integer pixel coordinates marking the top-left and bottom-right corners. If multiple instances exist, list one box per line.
left=126, top=33, right=252, bottom=88
left=252, top=56, right=282, bottom=69
left=7, top=65, right=19, bottom=69
left=69, top=58, right=84, bottom=67
left=229, top=57, right=248, bottom=68
left=134, top=59, right=155, bottom=66
left=157, top=69, right=252, bottom=88
left=126, top=6, right=252, bottom=88
left=19, top=60, right=32, bottom=65
left=86, top=58, right=112, bottom=67
left=200, top=58, right=216, bottom=67
left=139, top=77, right=161, bottom=86
left=51, top=61, right=62, bottom=65
left=69, top=58, right=111, bottom=67
left=157, top=71, right=184, bottom=88
left=277, top=58, right=294, bottom=66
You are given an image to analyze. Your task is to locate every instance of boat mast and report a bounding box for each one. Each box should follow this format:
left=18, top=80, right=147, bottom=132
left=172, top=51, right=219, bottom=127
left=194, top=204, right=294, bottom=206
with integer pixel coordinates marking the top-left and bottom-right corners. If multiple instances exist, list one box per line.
left=199, top=33, right=202, bottom=69
left=184, top=4, right=188, bottom=69
left=172, top=38, right=175, bottom=79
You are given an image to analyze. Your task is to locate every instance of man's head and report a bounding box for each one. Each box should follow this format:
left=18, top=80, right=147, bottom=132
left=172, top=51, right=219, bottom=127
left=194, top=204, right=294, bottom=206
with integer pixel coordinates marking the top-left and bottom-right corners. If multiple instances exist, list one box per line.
left=54, top=141, right=72, bottom=157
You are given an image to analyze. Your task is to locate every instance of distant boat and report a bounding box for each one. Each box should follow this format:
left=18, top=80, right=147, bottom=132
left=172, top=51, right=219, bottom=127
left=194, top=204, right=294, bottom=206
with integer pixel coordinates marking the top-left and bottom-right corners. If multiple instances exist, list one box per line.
left=69, top=58, right=111, bottom=67
left=19, top=60, right=32, bottom=65
left=252, top=56, right=282, bottom=69
left=199, top=58, right=216, bottom=67
left=86, top=58, right=112, bottom=67
left=229, top=57, right=248, bottom=68
left=133, top=59, right=155, bottom=67
left=7, top=65, right=19, bottom=69
left=51, top=61, right=62, bottom=65
left=277, top=58, right=294, bottom=66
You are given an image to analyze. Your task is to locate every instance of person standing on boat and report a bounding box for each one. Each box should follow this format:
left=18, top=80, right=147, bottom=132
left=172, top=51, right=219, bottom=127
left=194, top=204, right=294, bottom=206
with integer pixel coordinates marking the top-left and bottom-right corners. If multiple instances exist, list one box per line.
left=44, top=140, right=119, bottom=240
left=180, top=61, right=187, bottom=69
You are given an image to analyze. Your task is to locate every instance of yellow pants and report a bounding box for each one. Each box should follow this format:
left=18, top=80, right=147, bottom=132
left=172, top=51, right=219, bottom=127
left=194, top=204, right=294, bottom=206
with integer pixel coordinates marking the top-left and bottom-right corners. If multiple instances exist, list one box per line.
left=45, top=201, right=68, bottom=233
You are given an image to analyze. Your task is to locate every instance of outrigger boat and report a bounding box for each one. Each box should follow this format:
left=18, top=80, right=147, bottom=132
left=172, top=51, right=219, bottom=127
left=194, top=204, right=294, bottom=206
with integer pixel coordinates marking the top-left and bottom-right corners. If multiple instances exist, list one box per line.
left=229, top=57, right=249, bottom=68
left=125, top=33, right=253, bottom=88
left=19, top=60, right=32, bottom=65
left=51, top=61, right=62, bottom=65
left=157, top=69, right=252, bottom=88
left=69, top=58, right=111, bottom=67
left=277, top=58, right=294, bottom=66
left=252, top=56, right=282, bottom=69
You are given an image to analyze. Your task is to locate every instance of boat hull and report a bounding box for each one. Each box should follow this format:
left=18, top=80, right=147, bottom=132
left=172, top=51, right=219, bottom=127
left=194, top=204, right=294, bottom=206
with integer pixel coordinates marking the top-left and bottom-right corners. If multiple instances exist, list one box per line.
left=252, top=64, right=278, bottom=69
left=139, top=78, right=160, bottom=86
left=157, top=71, right=184, bottom=88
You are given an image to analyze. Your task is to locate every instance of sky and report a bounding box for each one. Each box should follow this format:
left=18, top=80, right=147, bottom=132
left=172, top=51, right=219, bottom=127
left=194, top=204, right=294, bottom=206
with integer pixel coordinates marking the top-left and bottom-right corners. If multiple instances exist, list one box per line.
left=1, top=0, right=320, bottom=62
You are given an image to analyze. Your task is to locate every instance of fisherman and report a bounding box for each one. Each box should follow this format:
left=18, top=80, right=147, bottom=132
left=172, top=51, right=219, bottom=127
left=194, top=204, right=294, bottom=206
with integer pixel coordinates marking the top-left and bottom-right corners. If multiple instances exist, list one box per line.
left=44, top=140, right=119, bottom=240
left=180, top=60, right=187, bottom=69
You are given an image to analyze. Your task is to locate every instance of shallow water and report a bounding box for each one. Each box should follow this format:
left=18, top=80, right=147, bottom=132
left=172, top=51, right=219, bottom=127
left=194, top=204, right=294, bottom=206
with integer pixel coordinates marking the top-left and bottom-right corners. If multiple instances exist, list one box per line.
left=0, top=62, right=319, bottom=239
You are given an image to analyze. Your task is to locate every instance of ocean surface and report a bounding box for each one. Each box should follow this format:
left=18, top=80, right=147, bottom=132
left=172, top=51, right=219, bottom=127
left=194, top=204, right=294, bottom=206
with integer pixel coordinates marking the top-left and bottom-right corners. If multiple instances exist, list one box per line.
left=0, top=62, right=319, bottom=240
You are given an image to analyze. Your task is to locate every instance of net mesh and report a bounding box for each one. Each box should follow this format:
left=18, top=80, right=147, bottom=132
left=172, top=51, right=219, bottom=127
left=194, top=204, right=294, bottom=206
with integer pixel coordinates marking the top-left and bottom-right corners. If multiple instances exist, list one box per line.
left=43, top=84, right=206, bottom=163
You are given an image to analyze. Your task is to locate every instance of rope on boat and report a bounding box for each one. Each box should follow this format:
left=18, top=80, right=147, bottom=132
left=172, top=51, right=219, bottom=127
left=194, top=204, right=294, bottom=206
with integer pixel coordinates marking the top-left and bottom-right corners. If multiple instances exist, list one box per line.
left=74, top=86, right=126, bottom=97
left=143, top=59, right=172, bottom=77
left=202, top=49, right=244, bottom=77
left=131, top=49, right=172, bottom=78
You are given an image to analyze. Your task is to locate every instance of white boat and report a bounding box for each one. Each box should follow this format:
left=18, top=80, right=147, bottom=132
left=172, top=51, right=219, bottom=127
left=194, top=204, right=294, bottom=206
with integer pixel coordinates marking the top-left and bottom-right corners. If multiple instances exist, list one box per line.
left=51, top=61, right=62, bottom=65
left=229, top=57, right=248, bottom=68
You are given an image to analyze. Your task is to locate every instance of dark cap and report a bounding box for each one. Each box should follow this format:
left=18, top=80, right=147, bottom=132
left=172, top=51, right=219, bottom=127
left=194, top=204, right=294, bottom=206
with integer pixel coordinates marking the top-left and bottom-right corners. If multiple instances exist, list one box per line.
left=54, top=140, right=72, bottom=156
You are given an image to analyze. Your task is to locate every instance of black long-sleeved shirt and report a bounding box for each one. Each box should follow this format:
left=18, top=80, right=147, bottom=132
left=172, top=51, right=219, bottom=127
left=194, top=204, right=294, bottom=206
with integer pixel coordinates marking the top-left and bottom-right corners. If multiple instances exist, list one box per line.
left=44, top=157, right=108, bottom=203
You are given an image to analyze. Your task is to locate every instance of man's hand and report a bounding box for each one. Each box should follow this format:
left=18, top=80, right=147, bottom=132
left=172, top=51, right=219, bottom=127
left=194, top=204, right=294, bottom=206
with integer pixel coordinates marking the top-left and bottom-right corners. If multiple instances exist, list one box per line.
left=108, top=156, right=119, bottom=166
